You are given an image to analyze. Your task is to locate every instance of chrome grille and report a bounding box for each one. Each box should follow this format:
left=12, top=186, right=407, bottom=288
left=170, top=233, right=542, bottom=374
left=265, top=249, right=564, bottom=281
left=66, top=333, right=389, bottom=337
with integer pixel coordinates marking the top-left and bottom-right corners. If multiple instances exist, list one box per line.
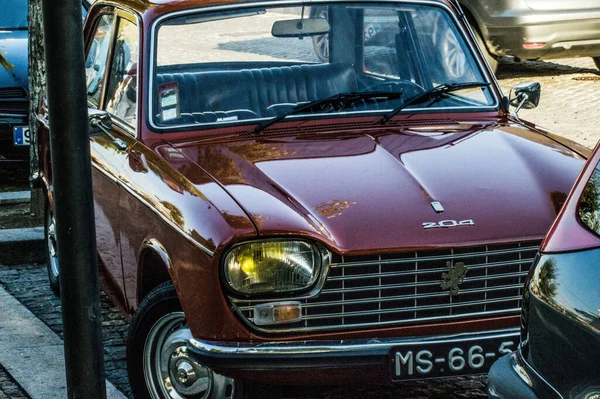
left=233, top=241, right=540, bottom=333
left=0, top=87, right=27, bottom=99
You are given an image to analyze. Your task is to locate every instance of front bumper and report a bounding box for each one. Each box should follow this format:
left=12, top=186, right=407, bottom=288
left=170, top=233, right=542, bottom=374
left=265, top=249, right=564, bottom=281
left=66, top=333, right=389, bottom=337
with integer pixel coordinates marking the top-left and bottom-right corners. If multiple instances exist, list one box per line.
left=187, top=328, right=519, bottom=385
left=487, top=353, right=538, bottom=399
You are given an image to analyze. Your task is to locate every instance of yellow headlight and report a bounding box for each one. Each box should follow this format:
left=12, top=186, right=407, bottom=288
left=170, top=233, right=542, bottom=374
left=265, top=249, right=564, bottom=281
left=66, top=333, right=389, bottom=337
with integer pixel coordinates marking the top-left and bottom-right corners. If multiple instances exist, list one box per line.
left=223, top=240, right=323, bottom=295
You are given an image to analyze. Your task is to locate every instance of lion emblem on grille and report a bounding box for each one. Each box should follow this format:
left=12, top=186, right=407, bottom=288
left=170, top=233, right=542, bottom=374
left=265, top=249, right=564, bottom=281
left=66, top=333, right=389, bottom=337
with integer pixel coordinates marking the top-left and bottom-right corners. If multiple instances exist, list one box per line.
left=440, top=261, right=468, bottom=295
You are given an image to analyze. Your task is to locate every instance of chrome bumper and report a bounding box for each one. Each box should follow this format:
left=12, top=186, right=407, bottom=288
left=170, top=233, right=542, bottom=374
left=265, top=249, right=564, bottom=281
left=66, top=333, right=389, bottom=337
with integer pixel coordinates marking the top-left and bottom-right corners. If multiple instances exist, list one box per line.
left=187, top=328, right=519, bottom=373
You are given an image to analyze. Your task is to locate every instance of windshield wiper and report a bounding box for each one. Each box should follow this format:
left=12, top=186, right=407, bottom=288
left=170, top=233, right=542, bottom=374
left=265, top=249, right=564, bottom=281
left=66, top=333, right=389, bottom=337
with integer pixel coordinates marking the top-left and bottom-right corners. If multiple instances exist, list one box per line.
left=252, top=90, right=403, bottom=134
left=379, top=82, right=491, bottom=124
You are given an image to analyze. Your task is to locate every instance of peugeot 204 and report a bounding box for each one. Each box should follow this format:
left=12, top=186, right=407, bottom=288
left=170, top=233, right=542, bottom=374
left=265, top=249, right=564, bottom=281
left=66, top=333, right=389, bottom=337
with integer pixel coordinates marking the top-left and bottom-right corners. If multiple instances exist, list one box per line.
left=37, top=0, right=591, bottom=397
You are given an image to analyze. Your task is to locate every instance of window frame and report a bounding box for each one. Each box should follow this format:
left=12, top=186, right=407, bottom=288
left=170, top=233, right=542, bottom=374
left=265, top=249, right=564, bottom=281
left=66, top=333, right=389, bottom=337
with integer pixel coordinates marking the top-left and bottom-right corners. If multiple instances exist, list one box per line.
left=85, top=6, right=141, bottom=138
left=85, top=11, right=117, bottom=110
left=103, top=12, right=140, bottom=132
left=146, top=0, right=500, bottom=133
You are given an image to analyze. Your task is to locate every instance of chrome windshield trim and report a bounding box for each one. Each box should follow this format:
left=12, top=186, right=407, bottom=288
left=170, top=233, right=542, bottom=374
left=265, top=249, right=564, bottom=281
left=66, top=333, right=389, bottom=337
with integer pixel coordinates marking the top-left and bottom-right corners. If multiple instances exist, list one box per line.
left=189, top=328, right=519, bottom=356
left=146, top=0, right=500, bottom=132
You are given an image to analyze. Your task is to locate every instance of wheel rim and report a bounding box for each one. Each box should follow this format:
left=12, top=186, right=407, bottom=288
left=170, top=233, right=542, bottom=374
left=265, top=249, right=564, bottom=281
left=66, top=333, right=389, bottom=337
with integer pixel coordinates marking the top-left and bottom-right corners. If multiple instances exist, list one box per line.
left=441, top=27, right=466, bottom=79
left=430, top=12, right=467, bottom=80
left=312, top=9, right=329, bottom=61
left=47, top=211, right=59, bottom=279
left=143, top=312, right=235, bottom=399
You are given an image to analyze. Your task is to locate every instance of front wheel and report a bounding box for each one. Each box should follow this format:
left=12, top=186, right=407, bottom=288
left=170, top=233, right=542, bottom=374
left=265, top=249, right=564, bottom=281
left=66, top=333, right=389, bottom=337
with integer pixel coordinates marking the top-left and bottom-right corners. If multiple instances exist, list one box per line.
left=593, top=57, right=600, bottom=70
left=45, top=199, right=60, bottom=296
left=127, top=282, right=280, bottom=399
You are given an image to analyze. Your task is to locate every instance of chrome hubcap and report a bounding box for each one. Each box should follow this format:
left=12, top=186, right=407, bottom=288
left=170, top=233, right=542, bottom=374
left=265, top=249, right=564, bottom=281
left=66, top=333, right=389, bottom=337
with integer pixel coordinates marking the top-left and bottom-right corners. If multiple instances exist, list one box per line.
left=47, top=212, right=59, bottom=278
left=143, top=312, right=235, bottom=399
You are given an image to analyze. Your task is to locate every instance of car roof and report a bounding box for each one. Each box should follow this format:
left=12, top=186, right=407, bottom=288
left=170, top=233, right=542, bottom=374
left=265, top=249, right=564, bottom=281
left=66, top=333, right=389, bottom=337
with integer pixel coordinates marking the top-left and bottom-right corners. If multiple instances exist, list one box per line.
left=105, top=0, right=455, bottom=18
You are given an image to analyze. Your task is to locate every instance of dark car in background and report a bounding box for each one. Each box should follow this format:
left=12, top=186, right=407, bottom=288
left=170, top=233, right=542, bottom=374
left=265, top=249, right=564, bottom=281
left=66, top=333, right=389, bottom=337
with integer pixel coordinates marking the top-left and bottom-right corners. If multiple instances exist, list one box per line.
left=0, top=0, right=88, bottom=177
left=0, top=0, right=30, bottom=172
left=488, top=142, right=600, bottom=399
left=312, top=0, right=600, bottom=73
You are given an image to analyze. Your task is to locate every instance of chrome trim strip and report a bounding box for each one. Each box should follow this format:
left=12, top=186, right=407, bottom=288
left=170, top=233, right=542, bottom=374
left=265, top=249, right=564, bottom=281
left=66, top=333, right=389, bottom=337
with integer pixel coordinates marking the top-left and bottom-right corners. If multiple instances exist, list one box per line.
left=328, top=258, right=534, bottom=281
left=332, top=246, right=539, bottom=268
left=238, top=283, right=524, bottom=310
left=91, top=162, right=120, bottom=183
left=232, top=307, right=522, bottom=334
left=146, top=0, right=500, bottom=132
left=119, top=182, right=215, bottom=256
left=189, top=328, right=520, bottom=356
left=318, top=270, right=529, bottom=294
left=298, top=297, right=522, bottom=321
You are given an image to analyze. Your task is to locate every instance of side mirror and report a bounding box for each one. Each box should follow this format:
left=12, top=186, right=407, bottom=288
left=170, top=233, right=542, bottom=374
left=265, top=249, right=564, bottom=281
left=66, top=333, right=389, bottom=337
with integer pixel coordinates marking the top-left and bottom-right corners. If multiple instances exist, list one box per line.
left=88, top=109, right=112, bottom=136
left=509, top=82, right=541, bottom=115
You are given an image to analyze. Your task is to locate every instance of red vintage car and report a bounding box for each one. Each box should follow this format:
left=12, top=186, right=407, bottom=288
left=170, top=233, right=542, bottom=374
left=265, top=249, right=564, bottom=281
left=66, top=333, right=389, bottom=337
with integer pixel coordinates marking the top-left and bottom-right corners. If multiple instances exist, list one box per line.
left=37, top=0, right=590, bottom=397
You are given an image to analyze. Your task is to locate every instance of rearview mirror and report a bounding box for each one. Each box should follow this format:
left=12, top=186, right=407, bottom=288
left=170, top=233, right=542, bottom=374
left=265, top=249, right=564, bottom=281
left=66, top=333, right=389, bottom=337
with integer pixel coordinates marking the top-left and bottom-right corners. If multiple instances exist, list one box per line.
left=272, top=18, right=330, bottom=38
left=509, top=82, right=541, bottom=115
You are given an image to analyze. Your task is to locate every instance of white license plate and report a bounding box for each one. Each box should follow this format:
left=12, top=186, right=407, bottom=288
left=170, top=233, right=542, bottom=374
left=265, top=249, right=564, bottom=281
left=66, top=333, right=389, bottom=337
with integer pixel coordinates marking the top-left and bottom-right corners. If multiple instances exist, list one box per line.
left=13, top=126, right=31, bottom=146
left=391, top=336, right=517, bottom=380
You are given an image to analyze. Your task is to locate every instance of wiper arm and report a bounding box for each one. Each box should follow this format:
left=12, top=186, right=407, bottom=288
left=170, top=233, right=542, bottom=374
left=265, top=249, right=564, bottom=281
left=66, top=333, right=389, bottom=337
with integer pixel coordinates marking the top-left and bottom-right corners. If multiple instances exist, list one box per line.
left=379, top=82, right=491, bottom=125
left=252, top=90, right=403, bottom=134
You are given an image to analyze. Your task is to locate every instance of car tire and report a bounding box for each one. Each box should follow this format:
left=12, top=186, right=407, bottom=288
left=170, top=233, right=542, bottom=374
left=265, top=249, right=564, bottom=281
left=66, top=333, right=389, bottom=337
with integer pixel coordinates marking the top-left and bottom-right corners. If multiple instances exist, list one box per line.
left=472, top=27, right=498, bottom=74
left=593, top=57, right=600, bottom=70
left=45, top=198, right=60, bottom=297
left=127, top=281, right=281, bottom=399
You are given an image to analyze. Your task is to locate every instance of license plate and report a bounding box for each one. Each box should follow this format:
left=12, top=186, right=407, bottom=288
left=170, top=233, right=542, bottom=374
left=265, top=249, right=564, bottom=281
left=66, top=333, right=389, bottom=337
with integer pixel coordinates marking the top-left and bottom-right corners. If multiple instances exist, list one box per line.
left=13, top=126, right=31, bottom=146
left=391, top=336, right=517, bottom=380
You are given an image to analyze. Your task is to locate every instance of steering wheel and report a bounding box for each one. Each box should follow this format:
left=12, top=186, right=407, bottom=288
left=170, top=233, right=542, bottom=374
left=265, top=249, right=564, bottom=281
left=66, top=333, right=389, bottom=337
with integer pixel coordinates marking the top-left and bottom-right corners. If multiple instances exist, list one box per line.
left=365, top=80, right=424, bottom=97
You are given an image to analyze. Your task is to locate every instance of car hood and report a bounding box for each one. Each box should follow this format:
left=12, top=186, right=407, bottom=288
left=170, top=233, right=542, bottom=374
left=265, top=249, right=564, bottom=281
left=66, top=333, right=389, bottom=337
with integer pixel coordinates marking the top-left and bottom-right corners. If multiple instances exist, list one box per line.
left=0, top=30, right=28, bottom=92
left=169, top=120, right=586, bottom=253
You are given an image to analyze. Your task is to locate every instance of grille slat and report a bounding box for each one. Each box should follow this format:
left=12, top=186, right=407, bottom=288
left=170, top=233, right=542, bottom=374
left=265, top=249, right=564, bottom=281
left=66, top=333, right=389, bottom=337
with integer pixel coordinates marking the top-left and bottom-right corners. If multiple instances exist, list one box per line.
left=302, top=296, right=523, bottom=321
left=233, top=241, right=540, bottom=333
left=327, top=258, right=532, bottom=282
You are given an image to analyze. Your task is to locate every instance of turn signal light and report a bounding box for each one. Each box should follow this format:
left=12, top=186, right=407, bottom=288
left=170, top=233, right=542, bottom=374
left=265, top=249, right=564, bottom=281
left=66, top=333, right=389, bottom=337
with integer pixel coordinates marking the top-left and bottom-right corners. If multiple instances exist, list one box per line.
left=523, top=42, right=545, bottom=49
left=253, top=302, right=302, bottom=326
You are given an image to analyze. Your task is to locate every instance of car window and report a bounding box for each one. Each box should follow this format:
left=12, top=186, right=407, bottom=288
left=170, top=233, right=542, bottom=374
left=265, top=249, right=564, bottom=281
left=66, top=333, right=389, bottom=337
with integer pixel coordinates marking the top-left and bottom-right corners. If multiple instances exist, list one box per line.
left=151, top=3, right=496, bottom=130
left=363, top=9, right=401, bottom=79
left=86, top=14, right=115, bottom=107
left=0, top=0, right=27, bottom=30
left=105, top=17, right=139, bottom=127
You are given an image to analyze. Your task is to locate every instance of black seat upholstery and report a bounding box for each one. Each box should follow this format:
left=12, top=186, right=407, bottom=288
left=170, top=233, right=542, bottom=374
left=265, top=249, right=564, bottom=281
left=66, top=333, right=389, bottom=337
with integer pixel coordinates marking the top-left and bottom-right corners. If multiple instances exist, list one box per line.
left=156, top=63, right=358, bottom=121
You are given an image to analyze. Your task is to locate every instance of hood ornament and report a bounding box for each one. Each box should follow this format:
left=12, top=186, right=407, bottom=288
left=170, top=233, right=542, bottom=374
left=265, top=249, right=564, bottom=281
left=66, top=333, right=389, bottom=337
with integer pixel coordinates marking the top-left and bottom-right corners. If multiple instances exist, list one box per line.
left=431, top=201, right=444, bottom=213
left=441, top=261, right=468, bottom=295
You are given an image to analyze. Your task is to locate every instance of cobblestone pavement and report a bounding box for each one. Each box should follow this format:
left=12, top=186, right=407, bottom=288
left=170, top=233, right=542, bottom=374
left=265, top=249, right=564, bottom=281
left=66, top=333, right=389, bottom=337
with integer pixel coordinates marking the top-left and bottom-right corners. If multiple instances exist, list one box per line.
left=0, top=365, right=28, bottom=399
left=0, top=263, right=488, bottom=399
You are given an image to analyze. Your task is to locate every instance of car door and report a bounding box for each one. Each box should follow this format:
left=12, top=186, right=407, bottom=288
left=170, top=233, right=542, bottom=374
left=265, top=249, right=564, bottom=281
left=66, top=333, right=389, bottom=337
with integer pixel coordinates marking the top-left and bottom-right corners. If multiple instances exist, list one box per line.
left=85, top=10, right=139, bottom=309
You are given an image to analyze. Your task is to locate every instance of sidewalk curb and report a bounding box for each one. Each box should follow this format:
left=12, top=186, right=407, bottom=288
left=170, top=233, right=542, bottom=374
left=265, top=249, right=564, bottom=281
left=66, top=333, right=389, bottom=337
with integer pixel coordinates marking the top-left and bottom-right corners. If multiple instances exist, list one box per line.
left=0, top=227, right=44, bottom=265
left=0, top=191, right=31, bottom=206
left=0, top=285, right=126, bottom=399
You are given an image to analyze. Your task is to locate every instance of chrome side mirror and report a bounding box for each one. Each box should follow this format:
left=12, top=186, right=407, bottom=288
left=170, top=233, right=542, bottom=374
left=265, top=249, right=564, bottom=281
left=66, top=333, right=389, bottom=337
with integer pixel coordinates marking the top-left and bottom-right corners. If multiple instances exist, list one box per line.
left=88, top=109, right=113, bottom=136
left=509, top=82, right=541, bottom=115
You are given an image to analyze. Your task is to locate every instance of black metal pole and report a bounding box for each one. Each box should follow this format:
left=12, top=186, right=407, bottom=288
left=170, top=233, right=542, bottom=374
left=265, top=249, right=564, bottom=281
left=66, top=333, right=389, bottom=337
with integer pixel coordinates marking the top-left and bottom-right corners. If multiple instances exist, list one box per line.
left=41, top=2, right=106, bottom=398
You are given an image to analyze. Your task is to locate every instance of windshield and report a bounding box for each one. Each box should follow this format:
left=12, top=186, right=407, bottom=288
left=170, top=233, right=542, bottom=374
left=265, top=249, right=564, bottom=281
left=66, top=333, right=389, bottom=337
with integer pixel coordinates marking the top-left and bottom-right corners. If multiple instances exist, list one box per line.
left=151, top=2, right=496, bottom=130
left=0, top=0, right=27, bottom=30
